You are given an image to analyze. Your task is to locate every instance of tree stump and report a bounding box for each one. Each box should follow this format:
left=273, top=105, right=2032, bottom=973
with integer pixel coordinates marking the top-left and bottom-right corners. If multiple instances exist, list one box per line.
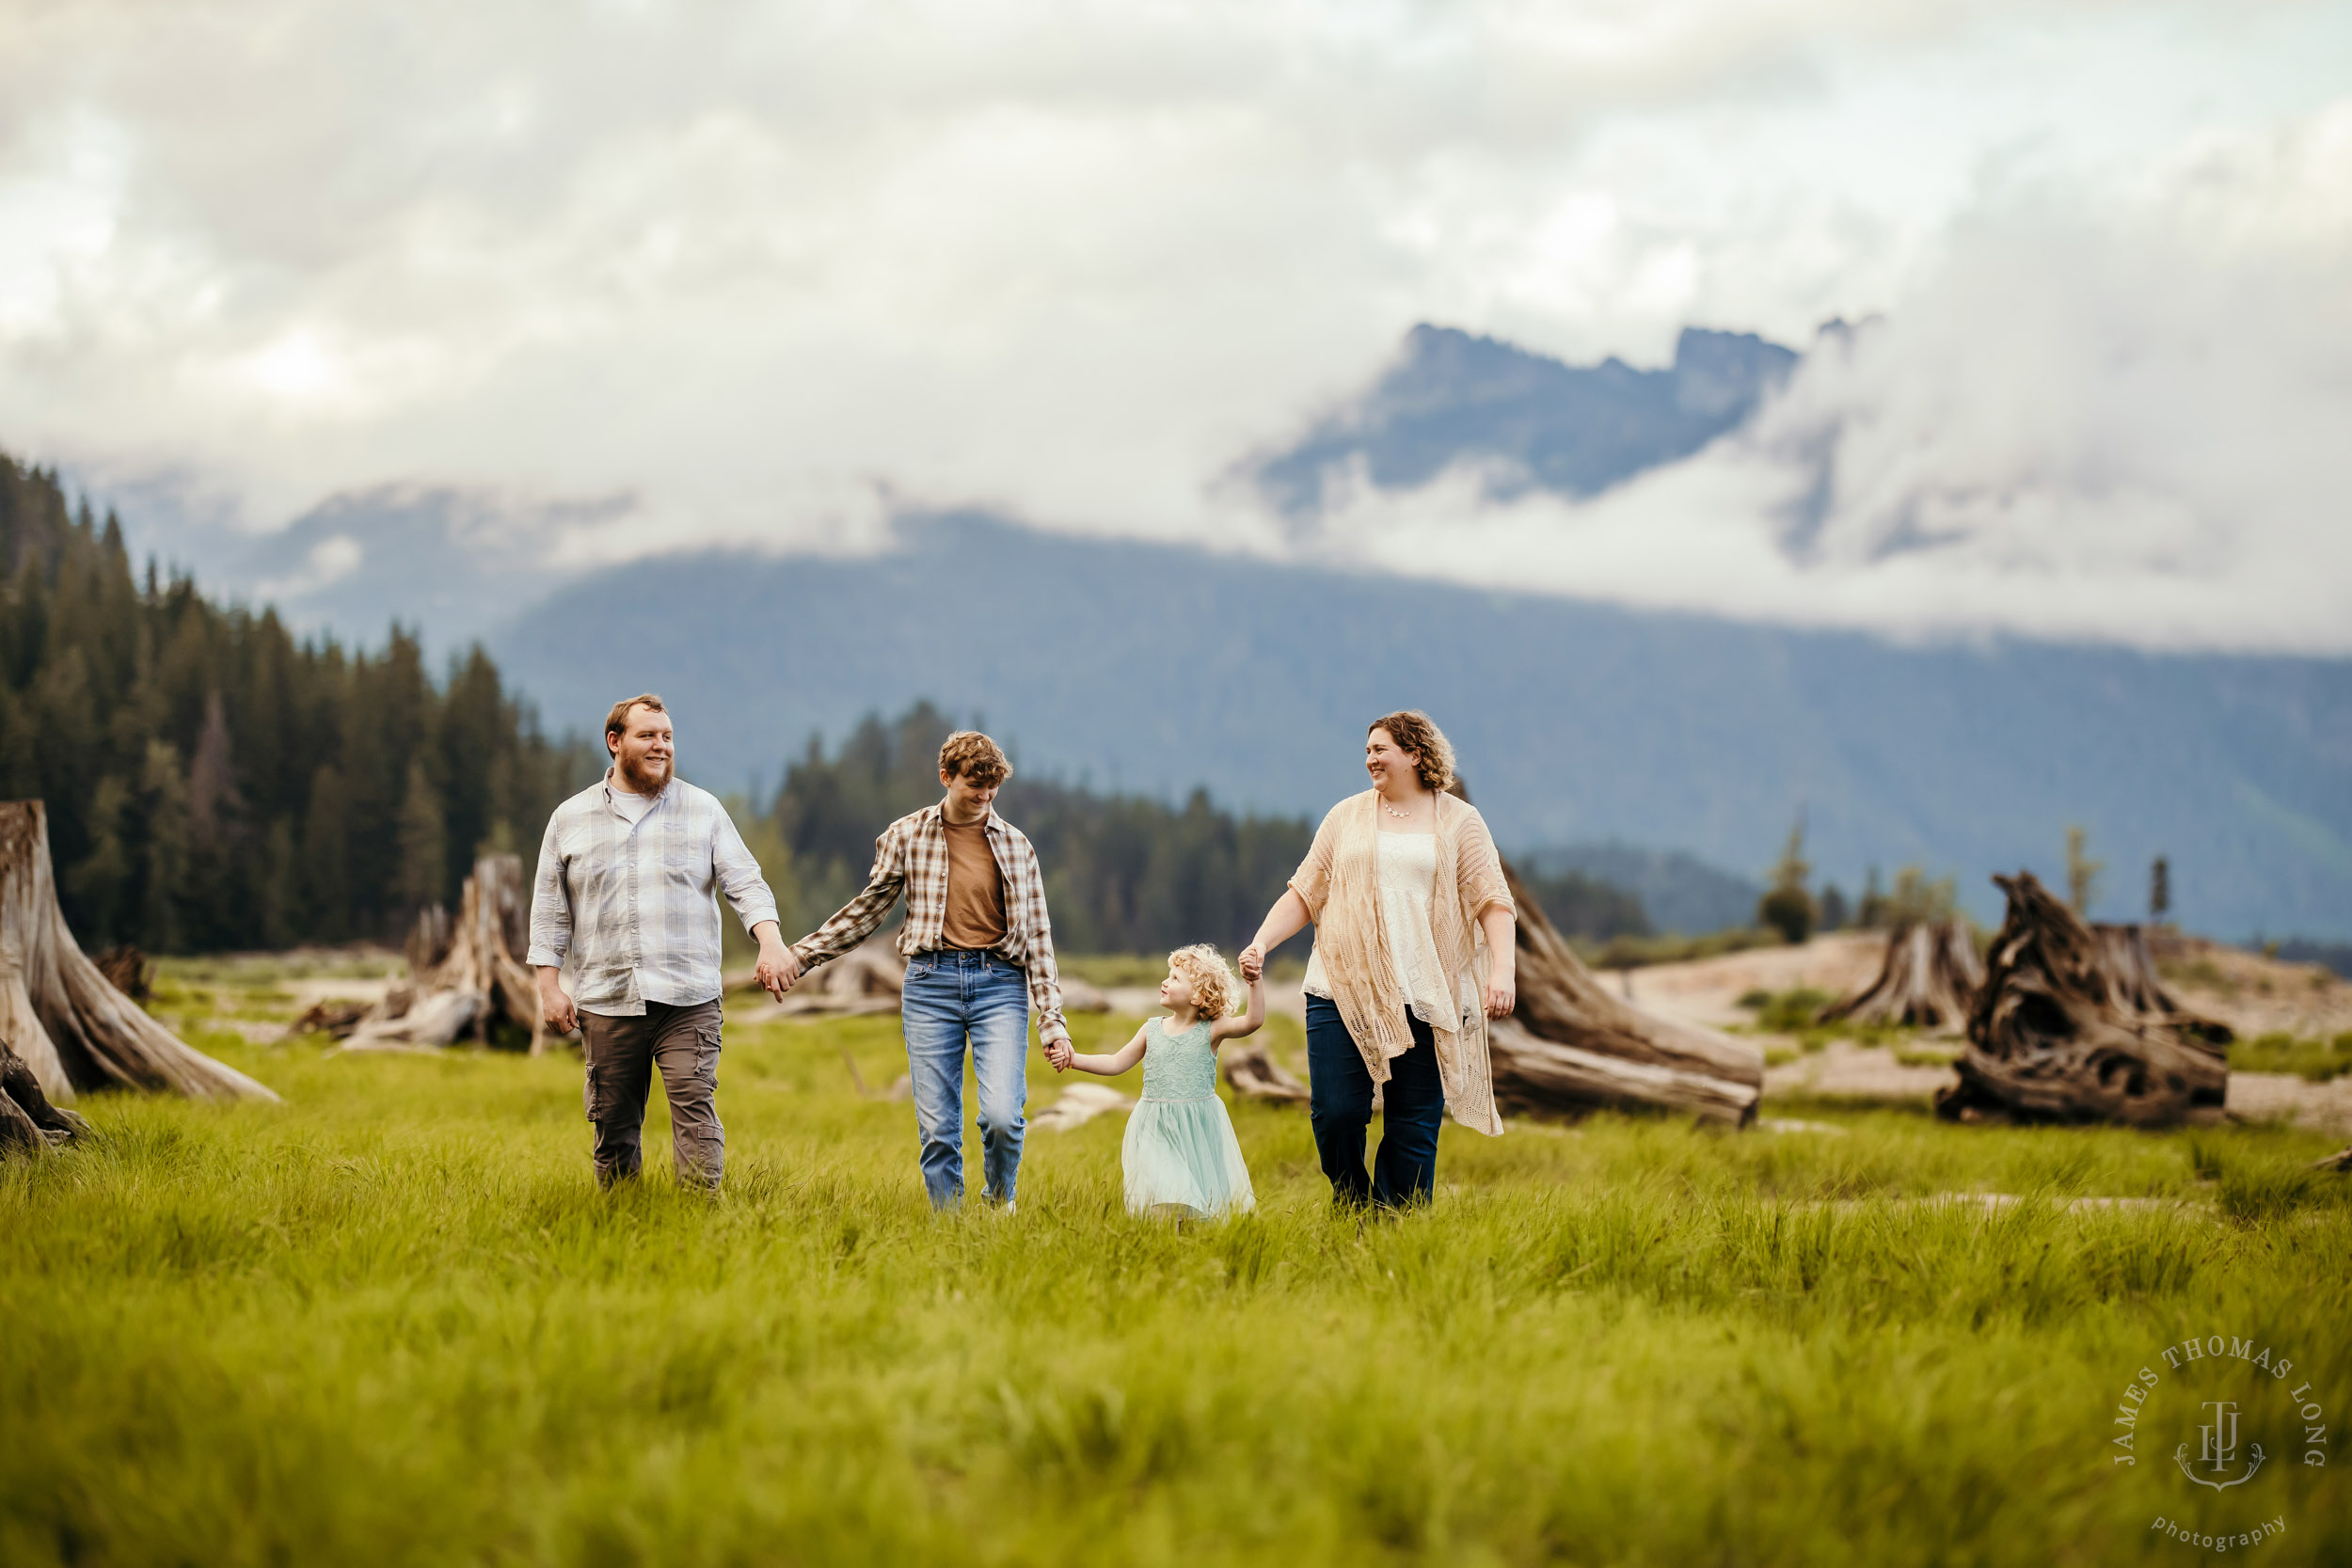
left=1935, top=871, right=2227, bottom=1125
left=345, top=854, right=546, bottom=1052
left=1489, top=860, right=1764, bottom=1125
left=1820, top=921, right=1984, bottom=1034
left=0, top=801, right=277, bottom=1104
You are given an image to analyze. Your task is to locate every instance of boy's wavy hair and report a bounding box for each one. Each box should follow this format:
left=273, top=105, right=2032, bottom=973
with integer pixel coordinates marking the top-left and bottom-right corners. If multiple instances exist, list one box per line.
left=1368, top=709, right=1455, bottom=793
left=938, top=730, right=1012, bottom=788
left=1168, top=943, right=1241, bottom=1020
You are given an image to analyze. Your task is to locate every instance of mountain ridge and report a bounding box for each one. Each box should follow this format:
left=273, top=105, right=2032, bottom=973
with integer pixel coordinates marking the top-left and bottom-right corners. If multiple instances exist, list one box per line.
left=481, top=514, right=2352, bottom=942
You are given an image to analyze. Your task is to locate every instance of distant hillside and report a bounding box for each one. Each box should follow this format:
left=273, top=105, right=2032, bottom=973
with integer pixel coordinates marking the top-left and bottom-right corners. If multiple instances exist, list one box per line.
left=484, top=515, right=2352, bottom=942
left=1521, top=844, right=1762, bottom=937
left=1251, top=324, right=1799, bottom=517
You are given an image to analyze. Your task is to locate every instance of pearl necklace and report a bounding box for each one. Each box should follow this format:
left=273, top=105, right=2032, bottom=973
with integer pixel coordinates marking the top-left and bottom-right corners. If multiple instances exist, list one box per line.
left=1381, top=797, right=1420, bottom=820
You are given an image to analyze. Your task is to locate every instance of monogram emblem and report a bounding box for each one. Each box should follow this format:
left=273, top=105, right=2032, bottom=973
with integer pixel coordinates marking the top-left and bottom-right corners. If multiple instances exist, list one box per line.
left=2174, top=1400, right=2265, bottom=1491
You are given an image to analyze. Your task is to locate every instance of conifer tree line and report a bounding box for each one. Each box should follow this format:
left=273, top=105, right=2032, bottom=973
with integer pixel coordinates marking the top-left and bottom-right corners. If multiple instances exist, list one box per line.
left=751, top=702, right=1657, bottom=956
left=3, top=454, right=596, bottom=953
left=8, top=447, right=1656, bottom=958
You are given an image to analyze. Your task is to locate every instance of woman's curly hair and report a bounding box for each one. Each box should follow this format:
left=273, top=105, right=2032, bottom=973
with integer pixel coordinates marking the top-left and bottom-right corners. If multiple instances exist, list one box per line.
left=1168, top=943, right=1241, bottom=1020
left=1368, top=710, right=1455, bottom=793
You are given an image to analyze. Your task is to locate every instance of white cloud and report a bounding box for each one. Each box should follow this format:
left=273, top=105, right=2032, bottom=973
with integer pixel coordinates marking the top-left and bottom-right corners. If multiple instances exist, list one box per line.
left=0, top=0, right=2345, bottom=646
left=1328, top=100, right=2352, bottom=650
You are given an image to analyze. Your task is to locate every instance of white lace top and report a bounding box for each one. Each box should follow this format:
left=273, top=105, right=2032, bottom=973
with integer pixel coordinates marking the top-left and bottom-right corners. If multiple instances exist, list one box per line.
left=1303, top=832, right=1464, bottom=1030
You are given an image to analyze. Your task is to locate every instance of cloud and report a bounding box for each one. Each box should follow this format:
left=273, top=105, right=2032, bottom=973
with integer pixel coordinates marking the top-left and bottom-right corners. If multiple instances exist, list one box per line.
left=0, top=0, right=2345, bottom=648
left=1326, top=100, right=2352, bottom=650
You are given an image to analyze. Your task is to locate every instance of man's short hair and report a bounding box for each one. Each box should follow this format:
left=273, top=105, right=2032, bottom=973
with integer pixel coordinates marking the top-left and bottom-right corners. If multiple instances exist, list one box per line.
left=604, top=693, right=668, bottom=751
left=938, top=730, right=1011, bottom=787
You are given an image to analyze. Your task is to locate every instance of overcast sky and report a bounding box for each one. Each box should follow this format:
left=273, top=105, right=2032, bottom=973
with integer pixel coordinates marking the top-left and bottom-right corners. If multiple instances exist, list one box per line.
left=3, top=0, right=2347, bottom=649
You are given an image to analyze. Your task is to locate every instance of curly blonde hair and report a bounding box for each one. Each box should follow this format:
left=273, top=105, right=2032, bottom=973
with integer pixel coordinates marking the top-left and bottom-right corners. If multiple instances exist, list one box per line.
left=1168, top=943, right=1241, bottom=1020
left=1368, top=710, right=1455, bottom=793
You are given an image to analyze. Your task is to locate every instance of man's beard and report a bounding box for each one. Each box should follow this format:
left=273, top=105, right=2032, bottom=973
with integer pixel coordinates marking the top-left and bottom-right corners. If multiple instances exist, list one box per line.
left=616, top=753, right=672, bottom=793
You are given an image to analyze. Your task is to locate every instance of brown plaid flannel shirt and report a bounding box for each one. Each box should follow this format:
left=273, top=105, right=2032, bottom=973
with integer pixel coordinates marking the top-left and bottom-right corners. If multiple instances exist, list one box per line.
left=790, top=802, right=1069, bottom=1044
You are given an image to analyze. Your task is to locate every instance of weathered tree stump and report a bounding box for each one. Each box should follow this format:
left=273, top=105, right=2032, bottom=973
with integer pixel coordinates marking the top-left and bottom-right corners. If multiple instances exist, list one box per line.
left=345, top=854, right=547, bottom=1052
left=1489, top=860, right=1764, bottom=1125
left=2089, top=922, right=2232, bottom=1044
left=1820, top=921, right=1984, bottom=1034
left=0, top=801, right=276, bottom=1105
left=1936, top=871, right=2228, bottom=1125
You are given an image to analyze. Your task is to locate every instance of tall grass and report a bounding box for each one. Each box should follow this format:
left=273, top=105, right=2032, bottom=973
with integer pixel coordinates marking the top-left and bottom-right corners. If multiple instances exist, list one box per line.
left=3, top=1001, right=2346, bottom=1566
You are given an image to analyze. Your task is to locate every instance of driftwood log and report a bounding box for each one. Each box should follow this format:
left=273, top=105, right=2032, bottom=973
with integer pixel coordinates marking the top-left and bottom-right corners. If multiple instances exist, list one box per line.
left=1820, top=921, right=1983, bottom=1034
left=1221, top=1037, right=1309, bottom=1101
left=1489, top=860, right=1764, bottom=1125
left=0, top=800, right=276, bottom=1105
left=345, top=854, right=547, bottom=1052
left=1936, top=871, right=2228, bottom=1125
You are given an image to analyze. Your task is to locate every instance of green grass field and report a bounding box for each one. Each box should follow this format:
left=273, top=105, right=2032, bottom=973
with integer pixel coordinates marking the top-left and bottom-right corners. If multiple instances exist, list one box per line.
left=5, top=984, right=2347, bottom=1566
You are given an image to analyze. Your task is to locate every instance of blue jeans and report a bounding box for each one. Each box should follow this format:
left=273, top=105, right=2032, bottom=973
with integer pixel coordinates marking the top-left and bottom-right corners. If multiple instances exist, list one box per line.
left=900, top=949, right=1030, bottom=1208
left=1306, top=995, right=1445, bottom=1208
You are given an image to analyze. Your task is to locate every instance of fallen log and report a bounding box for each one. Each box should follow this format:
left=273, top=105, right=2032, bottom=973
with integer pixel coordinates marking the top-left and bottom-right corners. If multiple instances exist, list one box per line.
left=1490, top=857, right=1763, bottom=1125
left=1936, top=871, right=2227, bottom=1126
left=0, top=800, right=276, bottom=1103
left=345, top=854, right=544, bottom=1052
left=1820, top=921, right=1983, bottom=1034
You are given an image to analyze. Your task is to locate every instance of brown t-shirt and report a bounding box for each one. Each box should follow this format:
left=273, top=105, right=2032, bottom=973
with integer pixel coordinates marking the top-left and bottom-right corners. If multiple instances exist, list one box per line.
left=938, top=818, right=1009, bottom=950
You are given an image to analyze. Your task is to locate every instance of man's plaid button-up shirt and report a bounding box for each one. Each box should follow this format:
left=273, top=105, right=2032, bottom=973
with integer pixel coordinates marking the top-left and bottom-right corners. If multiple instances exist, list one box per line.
left=791, top=801, right=1070, bottom=1044
left=526, top=771, right=779, bottom=1017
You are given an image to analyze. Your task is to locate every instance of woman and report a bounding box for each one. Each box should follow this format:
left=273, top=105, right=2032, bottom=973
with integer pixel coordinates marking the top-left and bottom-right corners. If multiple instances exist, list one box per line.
left=1238, top=711, right=1515, bottom=1208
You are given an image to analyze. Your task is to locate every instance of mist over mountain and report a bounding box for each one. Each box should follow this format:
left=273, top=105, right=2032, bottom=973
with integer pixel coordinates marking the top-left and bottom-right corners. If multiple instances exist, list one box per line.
left=1252, top=324, right=1800, bottom=518
left=480, top=515, right=2352, bottom=943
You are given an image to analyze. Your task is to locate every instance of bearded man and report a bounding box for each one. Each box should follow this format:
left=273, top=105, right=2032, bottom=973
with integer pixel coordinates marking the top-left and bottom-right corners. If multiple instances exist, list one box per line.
left=777, top=729, right=1069, bottom=1211
left=527, top=693, right=793, bottom=1189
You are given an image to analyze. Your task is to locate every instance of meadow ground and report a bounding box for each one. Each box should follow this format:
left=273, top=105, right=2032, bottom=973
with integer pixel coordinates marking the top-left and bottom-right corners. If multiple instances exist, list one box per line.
left=4, top=967, right=2347, bottom=1567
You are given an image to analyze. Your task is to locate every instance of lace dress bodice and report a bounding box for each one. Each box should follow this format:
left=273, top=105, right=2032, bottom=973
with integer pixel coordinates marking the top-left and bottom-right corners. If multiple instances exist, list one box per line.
left=1140, top=1017, right=1218, bottom=1101
left=1304, top=832, right=1460, bottom=1027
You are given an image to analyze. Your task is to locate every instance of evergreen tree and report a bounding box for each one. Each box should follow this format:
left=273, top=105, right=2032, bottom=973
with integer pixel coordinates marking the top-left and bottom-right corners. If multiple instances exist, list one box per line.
left=0, top=447, right=596, bottom=952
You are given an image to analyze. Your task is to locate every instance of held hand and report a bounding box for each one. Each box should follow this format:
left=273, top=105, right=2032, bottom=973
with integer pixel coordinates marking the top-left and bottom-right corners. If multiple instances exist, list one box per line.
left=1483, top=972, right=1516, bottom=1020
left=537, top=973, right=579, bottom=1036
left=755, top=940, right=800, bottom=1002
left=1044, top=1039, right=1073, bottom=1071
left=1238, top=943, right=1264, bottom=982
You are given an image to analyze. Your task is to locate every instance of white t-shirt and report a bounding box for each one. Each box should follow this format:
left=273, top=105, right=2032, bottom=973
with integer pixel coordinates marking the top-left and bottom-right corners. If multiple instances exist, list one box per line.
left=610, top=787, right=656, bottom=825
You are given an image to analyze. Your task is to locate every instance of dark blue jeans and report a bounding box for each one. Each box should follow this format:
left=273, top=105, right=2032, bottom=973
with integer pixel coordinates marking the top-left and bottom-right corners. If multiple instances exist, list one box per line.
left=1306, top=995, right=1444, bottom=1208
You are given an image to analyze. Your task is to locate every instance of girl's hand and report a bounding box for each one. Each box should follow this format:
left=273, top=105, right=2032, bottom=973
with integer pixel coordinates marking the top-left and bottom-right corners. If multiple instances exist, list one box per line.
left=1238, top=944, right=1264, bottom=982
left=1045, top=1040, right=1073, bottom=1071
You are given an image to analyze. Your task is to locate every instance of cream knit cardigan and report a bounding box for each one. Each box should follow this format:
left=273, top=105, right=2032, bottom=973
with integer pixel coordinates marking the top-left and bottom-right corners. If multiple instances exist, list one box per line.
left=1289, top=789, right=1515, bottom=1135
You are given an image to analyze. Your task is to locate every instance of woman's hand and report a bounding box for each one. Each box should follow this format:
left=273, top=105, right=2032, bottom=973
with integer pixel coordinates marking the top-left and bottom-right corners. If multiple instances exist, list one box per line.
left=1483, top=971, right=1517, bottom=1019
left=1238, top=943, right=1264, bottom=982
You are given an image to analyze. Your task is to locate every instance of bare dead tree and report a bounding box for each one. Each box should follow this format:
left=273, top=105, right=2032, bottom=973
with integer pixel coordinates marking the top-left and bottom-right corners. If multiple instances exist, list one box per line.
left=1936, top=870, right=2227, bottom=1125
left=0, top=801, right=277, bottom=1106
left=345, top=854, right=547, bottom=1052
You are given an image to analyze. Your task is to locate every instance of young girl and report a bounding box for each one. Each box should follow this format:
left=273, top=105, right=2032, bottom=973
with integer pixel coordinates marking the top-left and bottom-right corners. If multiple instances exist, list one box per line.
left=1049, top=944, right=1263, bottom=1219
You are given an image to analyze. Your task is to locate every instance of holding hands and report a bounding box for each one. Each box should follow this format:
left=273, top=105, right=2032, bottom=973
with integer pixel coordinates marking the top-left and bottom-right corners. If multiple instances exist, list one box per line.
left=1044, top=1037, right=1073, bottom=1072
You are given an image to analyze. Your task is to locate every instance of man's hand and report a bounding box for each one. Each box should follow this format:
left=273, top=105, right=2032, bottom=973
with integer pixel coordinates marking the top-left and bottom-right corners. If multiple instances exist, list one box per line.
left=1237, top=943, right=1264, bottom=982
left=1043, top=1038, right=1073, bottom=1071
left=535, top=968, right=579, bottom=1036
left=753, top=925, right=801, bottom=1002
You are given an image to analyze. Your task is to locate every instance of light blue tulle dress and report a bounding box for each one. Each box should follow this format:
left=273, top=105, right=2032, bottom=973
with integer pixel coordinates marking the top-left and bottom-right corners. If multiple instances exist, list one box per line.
left=1122, top=1017, right=1256, bottom=1219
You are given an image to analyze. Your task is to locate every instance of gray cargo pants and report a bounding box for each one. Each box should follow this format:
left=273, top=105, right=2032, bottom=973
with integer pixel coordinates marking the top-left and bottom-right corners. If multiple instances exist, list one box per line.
left=580, top=999, right=725, bottom=1189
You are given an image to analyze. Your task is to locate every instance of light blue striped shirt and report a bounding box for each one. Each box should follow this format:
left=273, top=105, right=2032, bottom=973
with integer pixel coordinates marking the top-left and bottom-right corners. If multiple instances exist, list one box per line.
left=526, top=770, right=779, bottom=1017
